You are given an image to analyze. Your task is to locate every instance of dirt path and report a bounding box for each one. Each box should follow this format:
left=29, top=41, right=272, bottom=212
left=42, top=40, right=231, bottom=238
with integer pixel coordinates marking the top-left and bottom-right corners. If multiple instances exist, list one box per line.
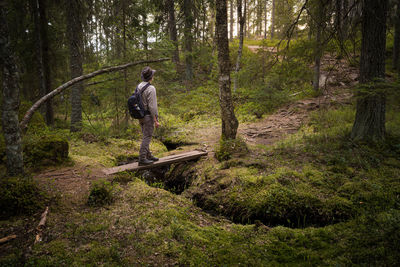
left=238, top=51, right=357, bottom=145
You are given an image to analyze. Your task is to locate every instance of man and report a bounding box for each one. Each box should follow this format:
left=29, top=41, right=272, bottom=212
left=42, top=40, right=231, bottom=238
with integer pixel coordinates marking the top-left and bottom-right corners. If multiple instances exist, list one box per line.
left=138, top=66, right=160, bottom=165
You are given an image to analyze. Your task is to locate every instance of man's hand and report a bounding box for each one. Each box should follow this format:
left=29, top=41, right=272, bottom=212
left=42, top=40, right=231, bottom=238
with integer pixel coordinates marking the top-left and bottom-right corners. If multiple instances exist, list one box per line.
left=155, top=120, right=160, bottom=128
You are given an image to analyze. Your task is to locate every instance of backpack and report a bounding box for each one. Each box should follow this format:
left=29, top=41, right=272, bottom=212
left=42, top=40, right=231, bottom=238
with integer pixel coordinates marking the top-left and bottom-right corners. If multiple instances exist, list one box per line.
left=127, top=83, right=151, bottom=119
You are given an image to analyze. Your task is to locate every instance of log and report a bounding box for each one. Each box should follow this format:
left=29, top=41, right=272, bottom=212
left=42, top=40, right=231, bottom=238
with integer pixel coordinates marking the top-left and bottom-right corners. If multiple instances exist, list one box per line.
left=20, top=58, right=170, bottom=132
left=34, top=206, right=49, bottom=244
left=0, top=234, right=17, bottom=244
left=103, top=150, right=208, bottom=175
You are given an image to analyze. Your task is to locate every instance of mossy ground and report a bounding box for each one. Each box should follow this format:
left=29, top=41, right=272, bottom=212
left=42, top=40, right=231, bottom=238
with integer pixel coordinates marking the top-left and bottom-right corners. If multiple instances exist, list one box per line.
left=1, top=95, right=399, bottom=265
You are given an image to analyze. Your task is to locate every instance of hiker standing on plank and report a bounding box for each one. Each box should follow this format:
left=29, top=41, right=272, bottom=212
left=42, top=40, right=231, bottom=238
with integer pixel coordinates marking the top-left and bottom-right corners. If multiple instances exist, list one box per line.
left=138, top=66, right=160, bottom=166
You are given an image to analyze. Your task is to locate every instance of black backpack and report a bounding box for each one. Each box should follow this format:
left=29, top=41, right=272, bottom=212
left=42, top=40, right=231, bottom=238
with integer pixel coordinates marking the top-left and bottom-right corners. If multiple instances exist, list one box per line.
left=127, top=83, right=151, bottom=119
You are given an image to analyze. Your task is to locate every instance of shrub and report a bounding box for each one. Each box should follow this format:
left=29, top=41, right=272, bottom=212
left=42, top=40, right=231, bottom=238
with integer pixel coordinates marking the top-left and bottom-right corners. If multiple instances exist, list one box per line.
left=87, top=180, right=117, bottom=207
left=0, top=177, right=46, bottom=218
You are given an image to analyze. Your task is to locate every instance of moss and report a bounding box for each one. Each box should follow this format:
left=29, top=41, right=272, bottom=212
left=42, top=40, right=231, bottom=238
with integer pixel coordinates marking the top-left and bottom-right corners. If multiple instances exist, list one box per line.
left=215, top=137, right=249, bottom=161
left=23, top=133, right=69, bottom=168
left=0, top=177, right=46, bottom=218
left=87, top=180, right=119, bottom=207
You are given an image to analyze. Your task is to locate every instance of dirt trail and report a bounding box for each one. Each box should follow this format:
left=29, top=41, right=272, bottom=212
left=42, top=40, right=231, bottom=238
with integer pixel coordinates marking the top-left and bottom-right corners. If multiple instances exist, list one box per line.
left=239, top=51, right=357, bottom=145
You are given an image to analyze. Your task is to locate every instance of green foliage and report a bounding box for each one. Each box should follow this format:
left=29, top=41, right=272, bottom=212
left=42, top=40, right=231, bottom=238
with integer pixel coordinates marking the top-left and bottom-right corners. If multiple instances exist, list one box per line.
left=0, top=177, right=46, bottom=218
left=87, top=180, right=119, bottom=207
left=215, top=137, right=248, bottom=162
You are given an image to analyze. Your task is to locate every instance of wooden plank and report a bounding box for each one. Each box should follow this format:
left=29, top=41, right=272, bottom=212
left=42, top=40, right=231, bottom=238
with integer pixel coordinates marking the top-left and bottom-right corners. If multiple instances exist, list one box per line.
left=102, top=150, right=208, bottom=175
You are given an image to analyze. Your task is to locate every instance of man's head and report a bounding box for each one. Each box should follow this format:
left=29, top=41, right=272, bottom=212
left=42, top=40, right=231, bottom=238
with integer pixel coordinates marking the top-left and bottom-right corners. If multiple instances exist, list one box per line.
left=141, top=66, right=156, bottom=82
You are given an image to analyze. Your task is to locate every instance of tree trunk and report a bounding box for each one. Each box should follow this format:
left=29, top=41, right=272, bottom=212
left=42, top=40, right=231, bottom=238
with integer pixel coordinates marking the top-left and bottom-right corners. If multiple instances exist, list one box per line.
left=33, top=0, right=53, bottom=125
left=335, top=0, right=343, bottom=41
left=0, top=5, right=24, bottom=176
left=313, top=0, right=324, bottom=93
left=234, top=0, right=245, bottom=92
left=264, top=0, right=267, bottom=39
left=183, top=0, right=194, bottom=80
left=167, top=0, right=179, bottom=64
left=66, top=0, right=84, bottom=132
left=351, top=0, right=388, bottom=141
left=393, top=0, right=400, bottom=70
left=230, top=0, right=234, bottom=40
left=271, top=0, right=275, bottom=39
left=143, top=13, right=148, bottom=52
left=216, top=0, right=239, bottom=140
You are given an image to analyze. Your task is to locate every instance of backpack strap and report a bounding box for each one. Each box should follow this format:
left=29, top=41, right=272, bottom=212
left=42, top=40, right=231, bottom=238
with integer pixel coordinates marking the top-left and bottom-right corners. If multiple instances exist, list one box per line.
left=139, top=83, right=152, bottom=115
left=140, top=82, right=151, bottom=95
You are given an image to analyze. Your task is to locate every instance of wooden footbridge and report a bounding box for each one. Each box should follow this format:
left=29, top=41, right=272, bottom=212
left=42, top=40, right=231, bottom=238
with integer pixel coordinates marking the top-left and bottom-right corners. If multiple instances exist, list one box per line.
left=102, top=150, right=208, bottom=175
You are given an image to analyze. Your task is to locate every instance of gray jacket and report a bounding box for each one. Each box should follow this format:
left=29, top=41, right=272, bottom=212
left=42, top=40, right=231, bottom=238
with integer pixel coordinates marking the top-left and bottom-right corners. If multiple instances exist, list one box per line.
left=138, top=82, right=158, bottom=119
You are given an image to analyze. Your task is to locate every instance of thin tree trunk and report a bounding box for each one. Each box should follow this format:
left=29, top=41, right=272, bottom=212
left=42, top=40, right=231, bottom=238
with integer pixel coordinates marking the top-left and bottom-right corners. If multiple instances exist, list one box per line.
left=234, top=0, right=245, bottom=92
left=20, top=58, right=171, bottom=132
left=351, top=0, right=388, bottom=141
left=230, top=0, right=234, bottom=40
left=393, top=0, right=400, bottom=70
left=264, top=0, right=267, bottom=39
left=216, top=0, right=239, bottom=140
left=0, top=5, right=24, bottom=176
left=167, top=0, right=179, bottom=64
left=183, top=0, right=194, bottom=80
left=66, top=0, right=84, bottom=132
left=335, top=0, right=342, bottom=41
left=271, top=0, right=275, bottom=39
left=313, top=0, right=324, bottom=93
left=143, top=13, right=148, bottom=51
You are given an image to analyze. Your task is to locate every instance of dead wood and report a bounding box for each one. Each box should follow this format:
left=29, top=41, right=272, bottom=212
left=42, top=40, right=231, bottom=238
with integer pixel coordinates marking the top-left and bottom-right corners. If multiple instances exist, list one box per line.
left=20, top=58, right=170, bottom=132
left=0, top=234, right=17, bottom=244
left=34, top=206, right=49, bottom=244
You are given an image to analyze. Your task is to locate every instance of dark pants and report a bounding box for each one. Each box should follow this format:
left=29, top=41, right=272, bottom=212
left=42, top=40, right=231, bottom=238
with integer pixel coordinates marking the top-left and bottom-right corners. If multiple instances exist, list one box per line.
left=139, top=115, right=154, bottom=160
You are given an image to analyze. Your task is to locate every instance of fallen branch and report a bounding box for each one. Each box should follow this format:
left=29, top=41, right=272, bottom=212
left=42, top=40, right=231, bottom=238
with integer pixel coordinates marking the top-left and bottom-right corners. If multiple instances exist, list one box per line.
left=0, top=234, right=17, bottom=244
left=34, top=206, right=49, bottom=244
left=20, top=58, right=170, bottom=132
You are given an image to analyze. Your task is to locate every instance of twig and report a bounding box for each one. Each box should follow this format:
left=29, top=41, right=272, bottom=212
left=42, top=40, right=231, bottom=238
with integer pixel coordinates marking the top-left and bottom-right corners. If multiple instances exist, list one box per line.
left=0, top=234, right=17, bottom=244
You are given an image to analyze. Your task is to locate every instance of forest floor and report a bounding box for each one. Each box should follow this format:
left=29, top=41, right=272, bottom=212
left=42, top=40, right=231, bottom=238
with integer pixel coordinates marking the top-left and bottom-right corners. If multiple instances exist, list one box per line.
left=2, top=55, right=400, bottom=266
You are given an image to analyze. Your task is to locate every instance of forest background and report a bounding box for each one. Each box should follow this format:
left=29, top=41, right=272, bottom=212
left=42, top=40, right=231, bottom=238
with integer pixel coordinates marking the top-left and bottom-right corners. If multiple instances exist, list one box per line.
left=1, top=0, right=400, bottom=265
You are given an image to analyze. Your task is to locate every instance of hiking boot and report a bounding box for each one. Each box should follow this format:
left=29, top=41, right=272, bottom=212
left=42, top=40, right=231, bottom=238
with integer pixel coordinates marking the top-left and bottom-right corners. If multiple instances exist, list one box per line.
left=148, top=155, right=159, bottom=161
left=138, top=158, right=154, bottom=166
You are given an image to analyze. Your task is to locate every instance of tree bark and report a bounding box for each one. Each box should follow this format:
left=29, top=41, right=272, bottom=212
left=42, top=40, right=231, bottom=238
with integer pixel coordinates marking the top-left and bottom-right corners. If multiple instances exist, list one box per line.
left=183, top=0, right=194, bottom=80
left=216, top=0, right=239, bottom=140
left=0, top=4, right=24, bottom=176
left=234, top=0, right=245, bottom=92
left=20, top=58, right=171, bottom=132
left=66, top=0, right=84, bottom=132
left=351, top=0, right=388, bottom=141
left=32, top=0, right=53, bottom=125
left=313, top=0, right=324, bottom=93
left=167, top=0, right=179, bottom=64
left=271, top=0, right=275, bottom=39
left=393, top=0, right=400, bottom=70
left=230, top=0, right=234, bottom=40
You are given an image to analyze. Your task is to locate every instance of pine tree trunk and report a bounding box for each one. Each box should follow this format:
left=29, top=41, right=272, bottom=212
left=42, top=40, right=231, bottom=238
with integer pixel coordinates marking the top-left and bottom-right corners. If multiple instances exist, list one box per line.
left=0, top=5, right=24, bottom=176
left=230, top=0, right=234, bottom=40
left=183, top=0, right=194, bottom=80
left=351, top=0, right=388, bottom=141
left=234, top=0, right=245, bottom=92
left=143, top=13, right=148, bottom=51
left=271, top=0, right=275, bottom=39
left=393, top=0, right=400, bottom=70
left=33, top=0, right=53, bottom=125
left=216, top=0, right=239, bottom=140
left=264, top=0, right=267, bottom=39
left=313, top=0, right=324, bottom=93
left=66, top=0, right=84, bottom=132
left=167, top=0, right=179, bottom=64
